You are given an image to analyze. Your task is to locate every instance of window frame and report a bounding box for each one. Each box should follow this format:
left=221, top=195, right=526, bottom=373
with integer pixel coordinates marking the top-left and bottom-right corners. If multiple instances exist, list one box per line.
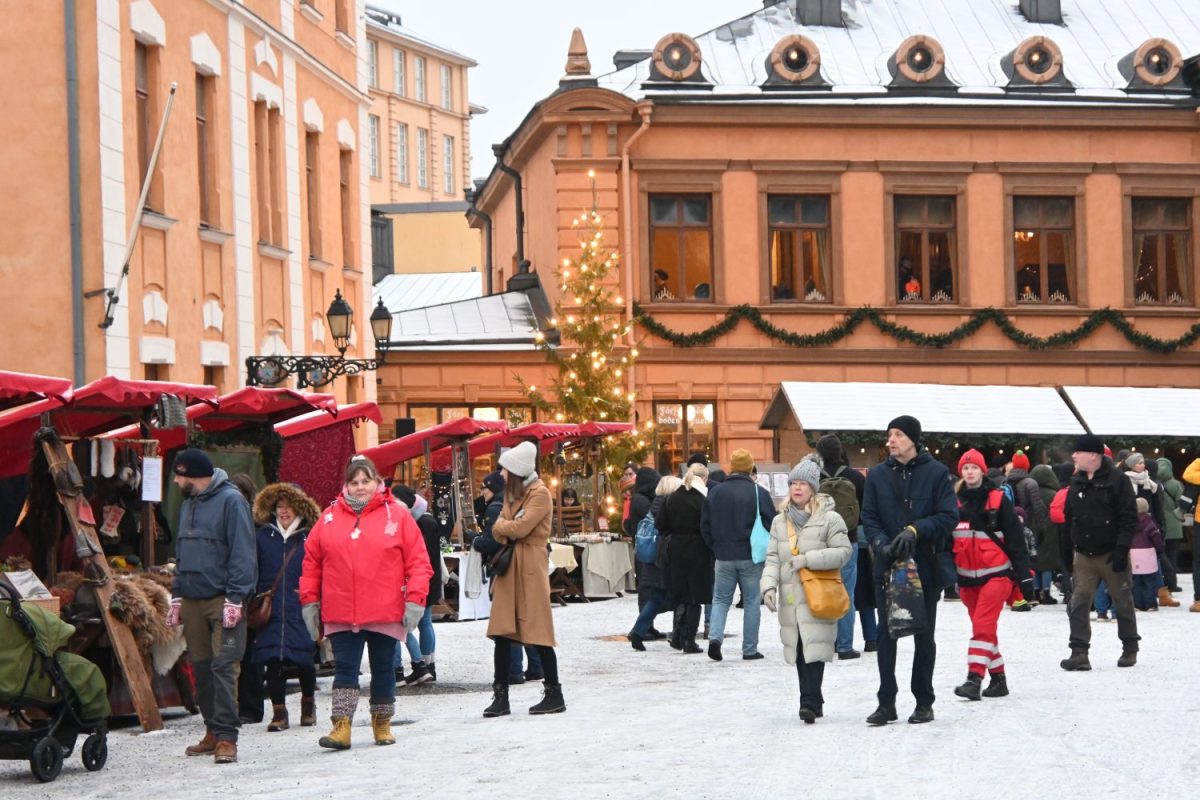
left=135, top=41, right=163, bottom=212
left=416, top=127, right=429, bottom=189
left=442, top=134, right=454, bottom=195
left=339, top=148, right=354, bottom=268
left=195, top=72, right=217, bottom=226
left=1001, top=172, right=1087, bottom=307
left=414, top=56, right=427, bottom=103
left=1010, top=194, right=1079, bottom=305
left=765, top=193, right=833, bottom=304
left=440, top=64, right=453, bottom=110
left=253, top=100, right=284, bottom=246
left=393, top=48, right=406, bottom=96
left=891, top=193, right=960, bottom=304
left=646, top=193, right=715, bottom=304
left=367, top=40, right=378, bottom=88
left=394, top=122, right=408, bottom=184
left=651, top=401, right=718, bottom=477
left=367, top=114, right=380, bottom=178
left=304, top=131, right=321, bottom=258
left=1123, top=181, right=1199, bottom=308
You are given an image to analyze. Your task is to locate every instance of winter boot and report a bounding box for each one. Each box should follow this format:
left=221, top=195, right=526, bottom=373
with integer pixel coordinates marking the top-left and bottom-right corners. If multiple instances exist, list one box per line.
left=267, top=703, right=289, bottom=732
left=319, top=717, right=352, bottom=750
left=1191, top=600, right=1200, bottom=613
left=1117, top=649, right=1137, bottom=668
left=300, top=696, right=316, bottom=727
left=708, top=641, right=723, bottom=661
left=1157, top=587, right=1180, bottom=608
left=798, top=707, right=817, bottom=724
left=682, top=640, right=703, bottom=654
left=185, top=731, right=217, bottom=756
left=369, top=701, right=396, bottom=745
left=908, top=705, right=935, bottom=724
left=629, top=632, right=646, bottom=652
left=981, top=673, right=1009, bottom=698
left=404, top=662, right=430, bottom=686
left=1039, top=589, right=1058, bottom=606
left=866, top=704, right=898, bottom=726
left=319, top=687, right=359, bottom=750
left=1060, top=649, right=1091, bottom=671
left=954, top=673, right=982, bottom=701
left=483, top=681, right=510, bottom=717
left=529, top=682, right=566, bottom=715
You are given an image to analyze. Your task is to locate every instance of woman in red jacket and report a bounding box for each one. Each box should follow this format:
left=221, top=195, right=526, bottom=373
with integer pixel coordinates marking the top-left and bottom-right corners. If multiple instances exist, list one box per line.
left=299, top=455, right=432, bottom=750
left=952, top=449, right=1033, bottom=701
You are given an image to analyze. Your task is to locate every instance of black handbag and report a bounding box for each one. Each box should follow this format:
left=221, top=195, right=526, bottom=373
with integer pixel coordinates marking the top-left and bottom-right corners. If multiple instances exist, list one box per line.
left=487, top=543, right=515, bottom=578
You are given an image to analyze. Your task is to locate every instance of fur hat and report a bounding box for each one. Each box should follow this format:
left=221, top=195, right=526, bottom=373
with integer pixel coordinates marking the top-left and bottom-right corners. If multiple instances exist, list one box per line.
left=253, top=483, right=321, bottom=526
left=958, top=449, right=987, bottom=474
left=1073, top=434, right=1105, bottom=455
left=173, top=448, right=214, bottom=478
left=887, top=415, right=921, bottom=447
left=499, top=441, right=538, bottom=479
left=729, top=449, right=754, bottom=474
left=788, top=458, right=821, bottom=495
left=1011, top=451, right=1030, bottom=471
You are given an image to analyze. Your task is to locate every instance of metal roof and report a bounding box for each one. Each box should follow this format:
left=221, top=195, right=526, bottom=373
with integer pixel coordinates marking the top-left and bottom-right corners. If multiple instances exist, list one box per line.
left=381, top=289, right=542, bottom=349
left=1061, top=386, right=1200, bottom=437
left=761, top=381, right=1086, bottom=435
left=374, top=272, right=482, bottom=313
left=365, top=7, right=477, bottom=66
left=596, top=0, right=1200, bottom=106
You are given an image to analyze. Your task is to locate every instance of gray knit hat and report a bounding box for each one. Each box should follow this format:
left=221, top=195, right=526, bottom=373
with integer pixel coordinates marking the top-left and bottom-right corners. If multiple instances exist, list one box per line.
left=1125, top=452, right=1145, bottom=469
left=789, top=458, right=822, bottom=495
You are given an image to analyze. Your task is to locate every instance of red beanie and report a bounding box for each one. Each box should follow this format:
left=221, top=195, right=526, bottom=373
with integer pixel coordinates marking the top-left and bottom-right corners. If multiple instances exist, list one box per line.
left=958, top=449, right=987, bottom=474
left=1011, top=451, right=1030, bottom=471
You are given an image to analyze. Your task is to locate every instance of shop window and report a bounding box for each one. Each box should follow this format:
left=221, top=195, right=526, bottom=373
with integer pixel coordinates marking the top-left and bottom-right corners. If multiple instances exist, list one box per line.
left=654, top=402, right=715, bottom=477
left=649, top=195, right=713, bottom=302
left=895, top=195, right=956, bottom=303
left=1013, top=196, right=1075, bottom=303
left=407, top=404, right=536, bottom=428
left=769, top=195, right=831, bottom=302
left=1133, top=198, right=1191, bottom=305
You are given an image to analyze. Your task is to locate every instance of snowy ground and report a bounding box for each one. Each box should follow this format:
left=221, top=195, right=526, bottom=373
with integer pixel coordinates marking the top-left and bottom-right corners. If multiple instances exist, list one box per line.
left=4, top=578, right=1200, bottom=799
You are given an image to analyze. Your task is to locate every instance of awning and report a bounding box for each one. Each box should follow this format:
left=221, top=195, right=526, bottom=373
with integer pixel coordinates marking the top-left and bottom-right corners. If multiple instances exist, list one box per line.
left=275, top=402, right=383, bottom=439
left=1061, top=386, right=1200, bottom=438
left=51, top=377, right=219, bottom=438
left=761, top=382, right=1085, bottom=436
left=360, top=418, right=509, bottom=474
left=0, top=371, right=73, bottom=411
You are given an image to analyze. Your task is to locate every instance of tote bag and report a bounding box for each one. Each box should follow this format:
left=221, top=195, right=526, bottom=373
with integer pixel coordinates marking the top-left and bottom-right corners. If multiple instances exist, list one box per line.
left=750, top=504, right=770, bottom=565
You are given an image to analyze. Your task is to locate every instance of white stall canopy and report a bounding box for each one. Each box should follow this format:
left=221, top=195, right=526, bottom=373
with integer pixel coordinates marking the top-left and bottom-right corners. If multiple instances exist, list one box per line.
left=1061, top=386, right=1200, bottom=438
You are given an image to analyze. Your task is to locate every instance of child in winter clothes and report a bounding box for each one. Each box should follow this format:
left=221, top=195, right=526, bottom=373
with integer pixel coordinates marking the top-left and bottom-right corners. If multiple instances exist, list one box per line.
left=1130, top=497, right=1165, bottom=611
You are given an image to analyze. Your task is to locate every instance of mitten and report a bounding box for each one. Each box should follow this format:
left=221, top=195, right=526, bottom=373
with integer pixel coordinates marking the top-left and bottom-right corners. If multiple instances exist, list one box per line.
left=403, top=602, right=424, bottom=631
left=166, top=598, right=182, bottom=628
left=1108, top=545, right=1130, bottom=574
left=763, top=588, right=777, bottom=612
left=789, top=553, right=807, bottom=572
left=221, top=601, right=243, bottom=628
left=302, top=602, right=321, bottom=641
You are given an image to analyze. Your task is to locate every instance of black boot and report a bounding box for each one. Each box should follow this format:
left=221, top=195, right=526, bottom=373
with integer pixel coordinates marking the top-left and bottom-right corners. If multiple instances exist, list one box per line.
left=629, top=632, right=646, bottom=652
left=682, top=640, right=703, bottom=654
left=1060, top=649, right=1091, bottom=671
left=529, top=683, right=566, bottom=715
left=708, top=641, right=722, bottom=662
left=1040, top=589, right=1058, bottom=606
left=483, top=682, right=510, bottom=718
left=954, top=673, right=982, bottom=701
left=981, top=673, right=1009, bottom=698
left=1117, top=649, right=1137, bottom=668
left=908, top=705, right=935, bottom=724
left=866, top=704, right=898, bottom=726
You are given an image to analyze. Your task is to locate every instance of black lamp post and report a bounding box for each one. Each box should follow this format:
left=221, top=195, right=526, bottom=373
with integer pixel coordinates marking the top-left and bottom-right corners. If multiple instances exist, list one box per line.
left=245, top=291, right=394, bottom=389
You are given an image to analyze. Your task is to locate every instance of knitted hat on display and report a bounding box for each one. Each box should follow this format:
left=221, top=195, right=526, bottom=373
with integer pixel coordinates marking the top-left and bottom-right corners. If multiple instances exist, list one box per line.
left=1011, top=451, right=1030, bottom=471
left=958, top=449, right=987, bottom=474
left=729, top=449, right=754, bottom=474
left=1073, top=434, right=1105, bottom=455
left=788, top=458, right=821, bottom=495
left=498, top=441, right=538, bottom=479
left=887, top=415, right=922, bottom=446
left=482, top=471, right=505, bottom=495
left=173, top=448, right=214, bottom=478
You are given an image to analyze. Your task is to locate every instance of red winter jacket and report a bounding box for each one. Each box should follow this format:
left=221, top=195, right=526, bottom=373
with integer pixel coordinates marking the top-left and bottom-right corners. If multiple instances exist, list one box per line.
left=299, top=488, right=432, bottom=625
left=953, top=484, right=1031, bottom=588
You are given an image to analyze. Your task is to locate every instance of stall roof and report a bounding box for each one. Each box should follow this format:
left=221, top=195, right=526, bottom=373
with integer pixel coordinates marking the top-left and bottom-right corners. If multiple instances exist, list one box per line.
left=761, top=382, right=1085, bottom=436
left=437, top=421, right=637, bottom=461
left=191, top=388, right=337, bottom=428
left=275, top=402, right=383, bottom=438
left=0, top=371, right=73, bottom=411
left=49, top=377, right=218, bottom=438
left=360, top=417, right=510, bottom=473
left=1061, top=386, right=1200, bottom=437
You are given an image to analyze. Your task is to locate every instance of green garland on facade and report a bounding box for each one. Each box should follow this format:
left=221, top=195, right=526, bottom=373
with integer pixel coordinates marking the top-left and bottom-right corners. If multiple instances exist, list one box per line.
left=632, top=304, right=1200, bottom=354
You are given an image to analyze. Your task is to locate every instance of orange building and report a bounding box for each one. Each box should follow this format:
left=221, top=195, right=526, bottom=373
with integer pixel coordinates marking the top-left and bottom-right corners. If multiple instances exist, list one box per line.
left=379, top=0, right=1200, bottom=473
left=0, top=0, right=378, bottom=421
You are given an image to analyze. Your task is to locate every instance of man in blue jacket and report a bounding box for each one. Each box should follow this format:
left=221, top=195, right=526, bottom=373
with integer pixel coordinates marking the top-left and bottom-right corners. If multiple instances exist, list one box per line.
left=701, top=449, right=776, bottom=662
left=166, top=449, right=257, bottom=764
left=861, top=416, right=958, bottom=726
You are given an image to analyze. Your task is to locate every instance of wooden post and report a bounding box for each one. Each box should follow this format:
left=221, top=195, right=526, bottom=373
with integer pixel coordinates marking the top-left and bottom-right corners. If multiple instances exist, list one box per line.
left=41, top=436, right=164, bottom=732
left=141, top=440, right=159, bottom=567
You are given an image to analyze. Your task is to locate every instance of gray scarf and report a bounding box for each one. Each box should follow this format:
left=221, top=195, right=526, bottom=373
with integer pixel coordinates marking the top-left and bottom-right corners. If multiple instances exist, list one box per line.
left=345, top=494, right=369, bottom=514
left=786, top=504, right=811, bottom=529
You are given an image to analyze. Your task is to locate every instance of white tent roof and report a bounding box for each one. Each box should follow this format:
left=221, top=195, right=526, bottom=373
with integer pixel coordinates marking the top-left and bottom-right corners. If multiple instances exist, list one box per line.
left=761, top=382, right=1085, bottom=435
left=1061, top=386, right=1200, bottom=437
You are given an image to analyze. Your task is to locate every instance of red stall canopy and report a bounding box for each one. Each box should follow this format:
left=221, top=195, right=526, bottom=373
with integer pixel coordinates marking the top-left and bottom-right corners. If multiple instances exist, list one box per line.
left=0, top=371, right=73, bottom=411
left=360, top=417, right=509, bottom=474
left=276, top=403, right=383, bottom=507
left=275, top=402, right=382, bottom=438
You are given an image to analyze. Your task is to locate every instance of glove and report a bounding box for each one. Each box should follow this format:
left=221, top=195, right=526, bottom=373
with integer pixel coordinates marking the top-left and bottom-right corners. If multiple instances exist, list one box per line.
left=166, top=598, right=182, bottom=628
left=789, top=554, right=807, bottom=572
left=222, top=601, right=243, bottom=629
left=763, top=588, right=777, bottom=613
left=403, top=601, right=425, bottom=631
left=1108, top=545, right=1130, bottom=574
left=302, top=602, right=321, bottom=642
left=886, top=527, right=918, bottom=561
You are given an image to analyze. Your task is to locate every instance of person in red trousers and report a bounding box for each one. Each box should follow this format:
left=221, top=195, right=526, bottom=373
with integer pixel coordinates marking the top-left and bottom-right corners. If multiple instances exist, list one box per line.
left=952, top=449, right=1034, bottom=701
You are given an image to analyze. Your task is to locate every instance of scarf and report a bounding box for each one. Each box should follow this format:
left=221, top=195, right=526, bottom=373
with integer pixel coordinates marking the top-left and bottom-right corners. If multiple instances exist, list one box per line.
left=274, top=516, right=303, bottom=540
left=1126, top=470, right=1158, bottom=494
left=786, top=503, right=811, bottom=529
left=344, top=494, right=369, bottom=514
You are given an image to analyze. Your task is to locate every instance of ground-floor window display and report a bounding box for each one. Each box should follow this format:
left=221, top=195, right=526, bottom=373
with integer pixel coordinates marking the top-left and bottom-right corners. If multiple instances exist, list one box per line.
left=653, top=401, right=715, bottom=476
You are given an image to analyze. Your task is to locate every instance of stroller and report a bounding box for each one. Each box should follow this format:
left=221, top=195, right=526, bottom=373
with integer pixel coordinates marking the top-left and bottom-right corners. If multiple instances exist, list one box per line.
left=0, top=582, right=110, bottom=782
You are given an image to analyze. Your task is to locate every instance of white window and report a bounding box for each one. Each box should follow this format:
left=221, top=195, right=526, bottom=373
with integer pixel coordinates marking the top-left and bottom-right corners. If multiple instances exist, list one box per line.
left=443, top=135, right=455, bottom=195
left=440, top=64, right=452, bottom=110
left=367, top=40, right=378, bottom=88
left=417, top=127, right=428, bottom=188
left=393, top=48, right=406, bottom=96
left=368, top=114, right=380, bottom=178
left=394, top=122, right=408, bottom=184
left=415, top=56, right=426, bottom=103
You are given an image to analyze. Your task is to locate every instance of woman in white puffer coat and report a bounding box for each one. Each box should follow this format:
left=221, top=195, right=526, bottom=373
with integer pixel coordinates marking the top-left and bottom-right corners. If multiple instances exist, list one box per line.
left=761, top=457, right=852, bottom=723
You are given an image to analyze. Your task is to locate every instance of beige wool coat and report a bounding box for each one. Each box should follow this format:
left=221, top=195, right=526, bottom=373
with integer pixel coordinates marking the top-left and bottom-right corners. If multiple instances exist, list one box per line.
left=760, top=494, right=852, bottom=665
left=486, top=478, right=556, bottom=647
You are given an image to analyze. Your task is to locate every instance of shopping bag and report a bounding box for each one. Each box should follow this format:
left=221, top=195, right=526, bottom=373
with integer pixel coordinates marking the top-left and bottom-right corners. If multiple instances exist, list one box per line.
left=886, top=557, right=928, bottom=638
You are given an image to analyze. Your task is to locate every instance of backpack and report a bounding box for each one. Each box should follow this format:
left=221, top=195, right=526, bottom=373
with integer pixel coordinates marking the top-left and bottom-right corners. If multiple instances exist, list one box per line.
left=998, top=482, right=1016, bottom=508
left=819, top=466, right=860, bottom=531
left=635, top=513, right=659, bottom=564
left=1049, top=487, right=1068, bottom=524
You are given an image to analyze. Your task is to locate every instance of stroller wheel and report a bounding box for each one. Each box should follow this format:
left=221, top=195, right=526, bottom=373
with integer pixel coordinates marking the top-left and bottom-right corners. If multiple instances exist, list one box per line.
left=30, top=737, right=64, bottom=783
left=82, top=733, right=108, bottom=772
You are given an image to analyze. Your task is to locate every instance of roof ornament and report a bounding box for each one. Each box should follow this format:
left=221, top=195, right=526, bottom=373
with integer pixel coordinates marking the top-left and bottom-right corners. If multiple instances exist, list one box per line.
left=1003, top=36, right=1070, bottom=90
left=1120, top=39, right=1185, bottom=92
left=560, top=27, right=597, bottom=90
left=888, top=35, right=954, bottom=90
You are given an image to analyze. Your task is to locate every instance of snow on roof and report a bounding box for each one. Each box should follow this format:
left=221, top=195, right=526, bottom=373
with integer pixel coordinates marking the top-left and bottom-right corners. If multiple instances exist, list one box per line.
left=374, top=272, right=482, bottom=313
left=382, top=289, right=541, bottom=348
left=596, top=0, right=1200, bottom=106
left=365, top=8, right=477, bottom=66
left=761, top=381, right=1085, bottom=435
left=1061, top=386, right=1200, bottom=437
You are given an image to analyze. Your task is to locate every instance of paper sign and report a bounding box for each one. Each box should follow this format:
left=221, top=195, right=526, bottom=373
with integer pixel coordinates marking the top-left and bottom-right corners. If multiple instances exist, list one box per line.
left=755, top=473, right=771, bottom=493
left=771, top=472, right=790, bottom=498
left=141, top=456, right=163, bottom=503
left=100, top=504, right=125, bottom=539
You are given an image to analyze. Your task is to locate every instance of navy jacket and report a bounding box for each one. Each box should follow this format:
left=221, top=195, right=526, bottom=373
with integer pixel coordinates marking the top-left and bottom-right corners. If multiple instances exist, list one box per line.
left=251, top=524, right=314, bottom=665
left=861, top=450, right=958, bottom=580
left=700, top=473, right=776, bottom=562
left=173, top=469, right=257, bottom=603
left=471, top=497, right=505, bottom=557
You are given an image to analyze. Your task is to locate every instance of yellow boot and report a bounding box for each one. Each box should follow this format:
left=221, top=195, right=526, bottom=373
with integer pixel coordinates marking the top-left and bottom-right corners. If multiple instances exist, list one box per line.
left=318, top=717, right=351, bottom=750
left=1158, top=586, right=1180, bottom=608
left=369, top=701, right=395, bottom=746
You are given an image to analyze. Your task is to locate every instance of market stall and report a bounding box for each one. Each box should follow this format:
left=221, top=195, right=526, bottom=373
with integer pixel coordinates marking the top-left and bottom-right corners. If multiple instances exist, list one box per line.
left=275, top=402, right=382, bottom=506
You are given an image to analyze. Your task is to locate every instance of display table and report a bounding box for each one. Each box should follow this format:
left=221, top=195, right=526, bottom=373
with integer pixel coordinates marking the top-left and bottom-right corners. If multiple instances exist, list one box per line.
left=578, top=541, right=635, bottom=598
left=441, top=550, right=491, bottom=621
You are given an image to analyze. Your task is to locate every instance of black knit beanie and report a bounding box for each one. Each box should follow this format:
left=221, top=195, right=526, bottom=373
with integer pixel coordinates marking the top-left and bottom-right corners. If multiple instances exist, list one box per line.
left=887, top=415, right=922, bottom=447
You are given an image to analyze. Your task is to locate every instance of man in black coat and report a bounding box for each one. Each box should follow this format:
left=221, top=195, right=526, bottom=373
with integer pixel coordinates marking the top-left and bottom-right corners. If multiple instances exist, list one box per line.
left=1060, top=435, right=1140, bottom=671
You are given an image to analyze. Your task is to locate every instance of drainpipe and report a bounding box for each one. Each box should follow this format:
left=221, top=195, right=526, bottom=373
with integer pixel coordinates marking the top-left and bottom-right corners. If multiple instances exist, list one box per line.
left=621, top=102, right=653, bottom=419
left=465, top=186, right=494, bottom=295
left=65, top=0, right=85, bottom=384
left=492, top=143, right=527, bottom=271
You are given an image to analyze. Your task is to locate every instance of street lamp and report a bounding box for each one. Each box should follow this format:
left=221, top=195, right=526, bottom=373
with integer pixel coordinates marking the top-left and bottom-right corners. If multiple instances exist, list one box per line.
left=245, top=291, right=394, bottom=389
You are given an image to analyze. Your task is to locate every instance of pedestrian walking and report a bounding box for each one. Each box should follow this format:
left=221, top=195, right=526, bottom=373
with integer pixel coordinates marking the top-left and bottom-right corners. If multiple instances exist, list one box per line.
left=659, top=464, right=712, bottom=653
left=629, top=475, right=681, bottom=650
left=625, top=466, right=667, bottom=644
left=1130, top=497, right=1165, bottom=611
left=1154, top=457, right=1185, bottom=595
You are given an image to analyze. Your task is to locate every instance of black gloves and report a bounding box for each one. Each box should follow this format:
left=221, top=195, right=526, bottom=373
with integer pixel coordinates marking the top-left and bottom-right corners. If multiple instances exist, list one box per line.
left=1108, top=545, right=1130, bottom=574
left=886, top=527, right=917, bottom=561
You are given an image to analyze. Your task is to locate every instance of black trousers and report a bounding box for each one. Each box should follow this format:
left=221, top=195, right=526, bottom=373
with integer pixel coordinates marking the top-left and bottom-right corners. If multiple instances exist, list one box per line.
left=263, top=659, right=317, bottom=705
left=493, top=637, right=558, bottom=685
left=1163, top=539, right=1181, bottom=591
left=237, top=627, right=265, bottom=722
left=873, top=577, right=939, bottom=708
left=796, top=644, right=826, bottom=712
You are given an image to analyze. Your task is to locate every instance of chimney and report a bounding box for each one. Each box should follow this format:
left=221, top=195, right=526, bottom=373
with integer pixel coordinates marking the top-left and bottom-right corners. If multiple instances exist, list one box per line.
left=795, top=0, right=844, bottom=27
left=613, top=49, right=652, bottom=70
left=1019, top=0, right=1063, bottom=25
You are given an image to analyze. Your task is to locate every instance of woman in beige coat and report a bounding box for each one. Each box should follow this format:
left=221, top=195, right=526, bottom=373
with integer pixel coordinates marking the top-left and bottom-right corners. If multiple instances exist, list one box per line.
left=483, top=441, right=564, bottom=718
left=762, top=457, right=852, bottom=723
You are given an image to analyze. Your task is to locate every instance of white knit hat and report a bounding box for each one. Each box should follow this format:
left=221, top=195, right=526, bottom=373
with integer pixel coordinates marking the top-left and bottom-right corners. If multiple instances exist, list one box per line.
left=498, top=441, right=538, bottom=479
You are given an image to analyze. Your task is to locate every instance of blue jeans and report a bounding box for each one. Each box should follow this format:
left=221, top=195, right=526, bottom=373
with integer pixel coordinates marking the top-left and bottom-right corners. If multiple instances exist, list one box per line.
left=1133, top=574, right=1159, bottom=609
left=709, top=559, right=764, bottom=656
left=1095, top=581, right=1112, bottom=614
left=509, top=644, right=543, bottom=677
left=404, top=605, right=436, bottom=661
left=1033, top=570, right=1054, bottom=591
left=393, top=628, right=422, bottom=669
left=329, top=630, right=397, bottom=702
left=631, top=588, right=669, bottom=638
left=836, top=539, right=860, bottom=652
